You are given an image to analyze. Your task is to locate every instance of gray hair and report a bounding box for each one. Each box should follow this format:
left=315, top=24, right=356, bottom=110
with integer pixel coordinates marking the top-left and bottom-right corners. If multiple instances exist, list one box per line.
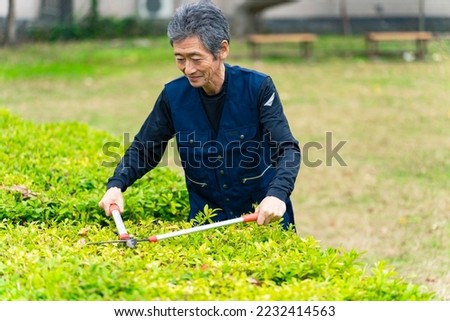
left=167, top=1, right=230, bottom=59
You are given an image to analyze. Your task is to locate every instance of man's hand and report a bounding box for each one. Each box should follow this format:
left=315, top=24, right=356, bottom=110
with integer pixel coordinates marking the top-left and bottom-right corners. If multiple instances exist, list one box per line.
left=98, top=187, right=124, bottom=216
left=255, top=196, right=286, bottom=225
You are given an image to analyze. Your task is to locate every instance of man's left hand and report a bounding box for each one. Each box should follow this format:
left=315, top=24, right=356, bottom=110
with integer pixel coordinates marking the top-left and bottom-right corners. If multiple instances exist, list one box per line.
left=255, top=196, right=286, bottom=225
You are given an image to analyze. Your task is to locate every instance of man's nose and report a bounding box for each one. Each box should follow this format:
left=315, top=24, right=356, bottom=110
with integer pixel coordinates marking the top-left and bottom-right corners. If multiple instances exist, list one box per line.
left=184, top=60, right=196, bottom=75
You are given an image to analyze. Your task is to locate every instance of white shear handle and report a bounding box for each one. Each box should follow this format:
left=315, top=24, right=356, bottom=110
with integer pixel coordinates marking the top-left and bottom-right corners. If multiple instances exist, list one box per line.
left=110, top=204, right=129, bottom=240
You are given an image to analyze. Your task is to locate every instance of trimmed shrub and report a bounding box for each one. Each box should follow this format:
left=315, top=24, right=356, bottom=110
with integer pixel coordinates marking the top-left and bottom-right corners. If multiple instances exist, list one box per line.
left=0, top=109, right=189, bottom=224
left=0, top=110, right=436, bottom=300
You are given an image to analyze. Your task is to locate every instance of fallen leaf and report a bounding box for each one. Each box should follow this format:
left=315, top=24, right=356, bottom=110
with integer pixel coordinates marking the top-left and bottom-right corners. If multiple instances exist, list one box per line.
left=76, top=238, right=87, bottom=247
left=247, top=277, right=262, bottom=286
left=0, top=185, right=38, bottom=199
left=78, top=227, right=90, bottom=236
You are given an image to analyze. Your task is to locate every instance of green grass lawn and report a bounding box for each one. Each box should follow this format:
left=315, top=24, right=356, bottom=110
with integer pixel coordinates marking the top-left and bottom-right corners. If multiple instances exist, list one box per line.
left=1, top=36, right=449, bottom=299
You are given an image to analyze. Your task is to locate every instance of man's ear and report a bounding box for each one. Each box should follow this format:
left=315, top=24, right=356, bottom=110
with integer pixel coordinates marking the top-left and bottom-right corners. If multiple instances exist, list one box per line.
left=220, top=40, right=230, bottom=60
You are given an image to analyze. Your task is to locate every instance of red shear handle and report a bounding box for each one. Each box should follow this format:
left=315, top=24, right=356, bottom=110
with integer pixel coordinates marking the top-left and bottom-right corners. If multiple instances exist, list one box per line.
left=243, top=213, right=259, bottom=223
left=110, top=203, right=120, bottom=213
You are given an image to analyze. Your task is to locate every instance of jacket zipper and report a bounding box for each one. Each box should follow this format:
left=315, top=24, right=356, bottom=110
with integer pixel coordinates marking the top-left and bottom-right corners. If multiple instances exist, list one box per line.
left=242, top=165, right=272, bottom=184
left=186, top=175, right=208, bottom=187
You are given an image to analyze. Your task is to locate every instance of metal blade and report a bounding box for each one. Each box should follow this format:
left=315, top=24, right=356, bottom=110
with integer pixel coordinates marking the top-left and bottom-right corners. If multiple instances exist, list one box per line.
left=86, top=239, right=128, bottom=246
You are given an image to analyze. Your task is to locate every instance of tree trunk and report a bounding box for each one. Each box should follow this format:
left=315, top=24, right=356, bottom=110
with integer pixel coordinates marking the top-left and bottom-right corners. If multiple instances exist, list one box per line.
left=418, top=0, right=425, bottom=31
left=91, top=0, right=99, bottom=19
left=5, top=0, right=17, bottom=45
left=340, top=0, right=351, bottom=36
left=60, top=0, right=73, bottom=24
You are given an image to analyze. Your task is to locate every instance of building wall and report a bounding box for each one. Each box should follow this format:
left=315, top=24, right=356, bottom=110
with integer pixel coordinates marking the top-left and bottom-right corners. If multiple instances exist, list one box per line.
left=0, top=0, right=41, bottom=19
left=263, top=0, right=450, bottom=18
left=260, top=0, right=450, bottom=34
left=207, top=0, right=450, bottom=18
left=1, top=0, right=449, bottom=33
left=0, top=0, right=173, bottom=20
left=72, top=0, right=176, bottom=19
left=2, top=0, right=450, bottom=20
left=72, top=0, right=136, bottom=19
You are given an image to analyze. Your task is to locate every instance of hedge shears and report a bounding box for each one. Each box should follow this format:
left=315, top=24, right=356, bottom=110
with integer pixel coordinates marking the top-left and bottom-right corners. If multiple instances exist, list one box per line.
left=87, top=204, right=259, bottom=248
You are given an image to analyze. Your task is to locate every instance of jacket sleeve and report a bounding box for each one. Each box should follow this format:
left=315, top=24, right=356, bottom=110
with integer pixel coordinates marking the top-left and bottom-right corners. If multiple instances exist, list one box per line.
left=258, top=77, right=301, bottom=202
left=106, top=90, right=175, bottom=191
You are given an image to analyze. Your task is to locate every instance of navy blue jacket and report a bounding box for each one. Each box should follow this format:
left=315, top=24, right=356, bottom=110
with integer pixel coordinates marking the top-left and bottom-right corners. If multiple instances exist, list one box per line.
left=107, top=64, right=300, bottom=229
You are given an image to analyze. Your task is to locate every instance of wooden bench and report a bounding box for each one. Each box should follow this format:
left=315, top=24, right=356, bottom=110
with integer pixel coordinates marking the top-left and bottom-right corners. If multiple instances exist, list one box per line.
left=247, top=33, right=318, bottom=59
left=365, top=31, right=434, bottom=59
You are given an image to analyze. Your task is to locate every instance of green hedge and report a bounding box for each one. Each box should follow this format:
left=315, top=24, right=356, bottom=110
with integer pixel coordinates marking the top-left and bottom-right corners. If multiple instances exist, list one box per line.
left=0, top=109, right=189, bottom=224
left=28, top=17, right=168, bottom=42
left=0, top=110, right=435, bottom=300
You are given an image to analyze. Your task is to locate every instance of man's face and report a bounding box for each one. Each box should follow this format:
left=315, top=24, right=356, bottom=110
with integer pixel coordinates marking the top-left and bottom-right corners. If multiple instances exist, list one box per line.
left=173, top=36, right=228, bottom=95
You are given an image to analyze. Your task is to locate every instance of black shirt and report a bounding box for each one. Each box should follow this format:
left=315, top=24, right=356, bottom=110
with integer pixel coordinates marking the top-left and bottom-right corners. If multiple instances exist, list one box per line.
left=199, top=87, right=226, bottom=137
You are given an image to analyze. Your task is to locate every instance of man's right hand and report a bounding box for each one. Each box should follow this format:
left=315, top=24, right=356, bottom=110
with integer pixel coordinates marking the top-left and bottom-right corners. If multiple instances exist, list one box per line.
left=98, top=187, right=124, bottom=216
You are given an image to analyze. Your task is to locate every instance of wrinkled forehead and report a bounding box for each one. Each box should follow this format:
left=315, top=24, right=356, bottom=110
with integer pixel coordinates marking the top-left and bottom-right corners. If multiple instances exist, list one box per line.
left=172, top=36, right=211, bottom=56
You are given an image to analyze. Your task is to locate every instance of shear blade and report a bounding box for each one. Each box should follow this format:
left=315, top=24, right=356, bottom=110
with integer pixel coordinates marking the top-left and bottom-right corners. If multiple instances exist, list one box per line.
left=87, top=239, right=127, bottom=246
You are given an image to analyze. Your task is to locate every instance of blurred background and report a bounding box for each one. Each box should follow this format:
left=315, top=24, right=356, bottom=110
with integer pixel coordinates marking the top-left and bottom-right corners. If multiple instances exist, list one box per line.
left=1, top=0, right=450, bottom=43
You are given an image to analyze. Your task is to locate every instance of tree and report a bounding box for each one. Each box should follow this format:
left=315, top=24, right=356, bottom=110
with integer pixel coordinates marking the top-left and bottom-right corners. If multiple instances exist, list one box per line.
left=339, top=0, right=351, bottom=36
left=4, top=0, right=17, bottom=46
left=88, top=0, right=99, bottom=24
left=418, top=0, right=425, bottom=31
